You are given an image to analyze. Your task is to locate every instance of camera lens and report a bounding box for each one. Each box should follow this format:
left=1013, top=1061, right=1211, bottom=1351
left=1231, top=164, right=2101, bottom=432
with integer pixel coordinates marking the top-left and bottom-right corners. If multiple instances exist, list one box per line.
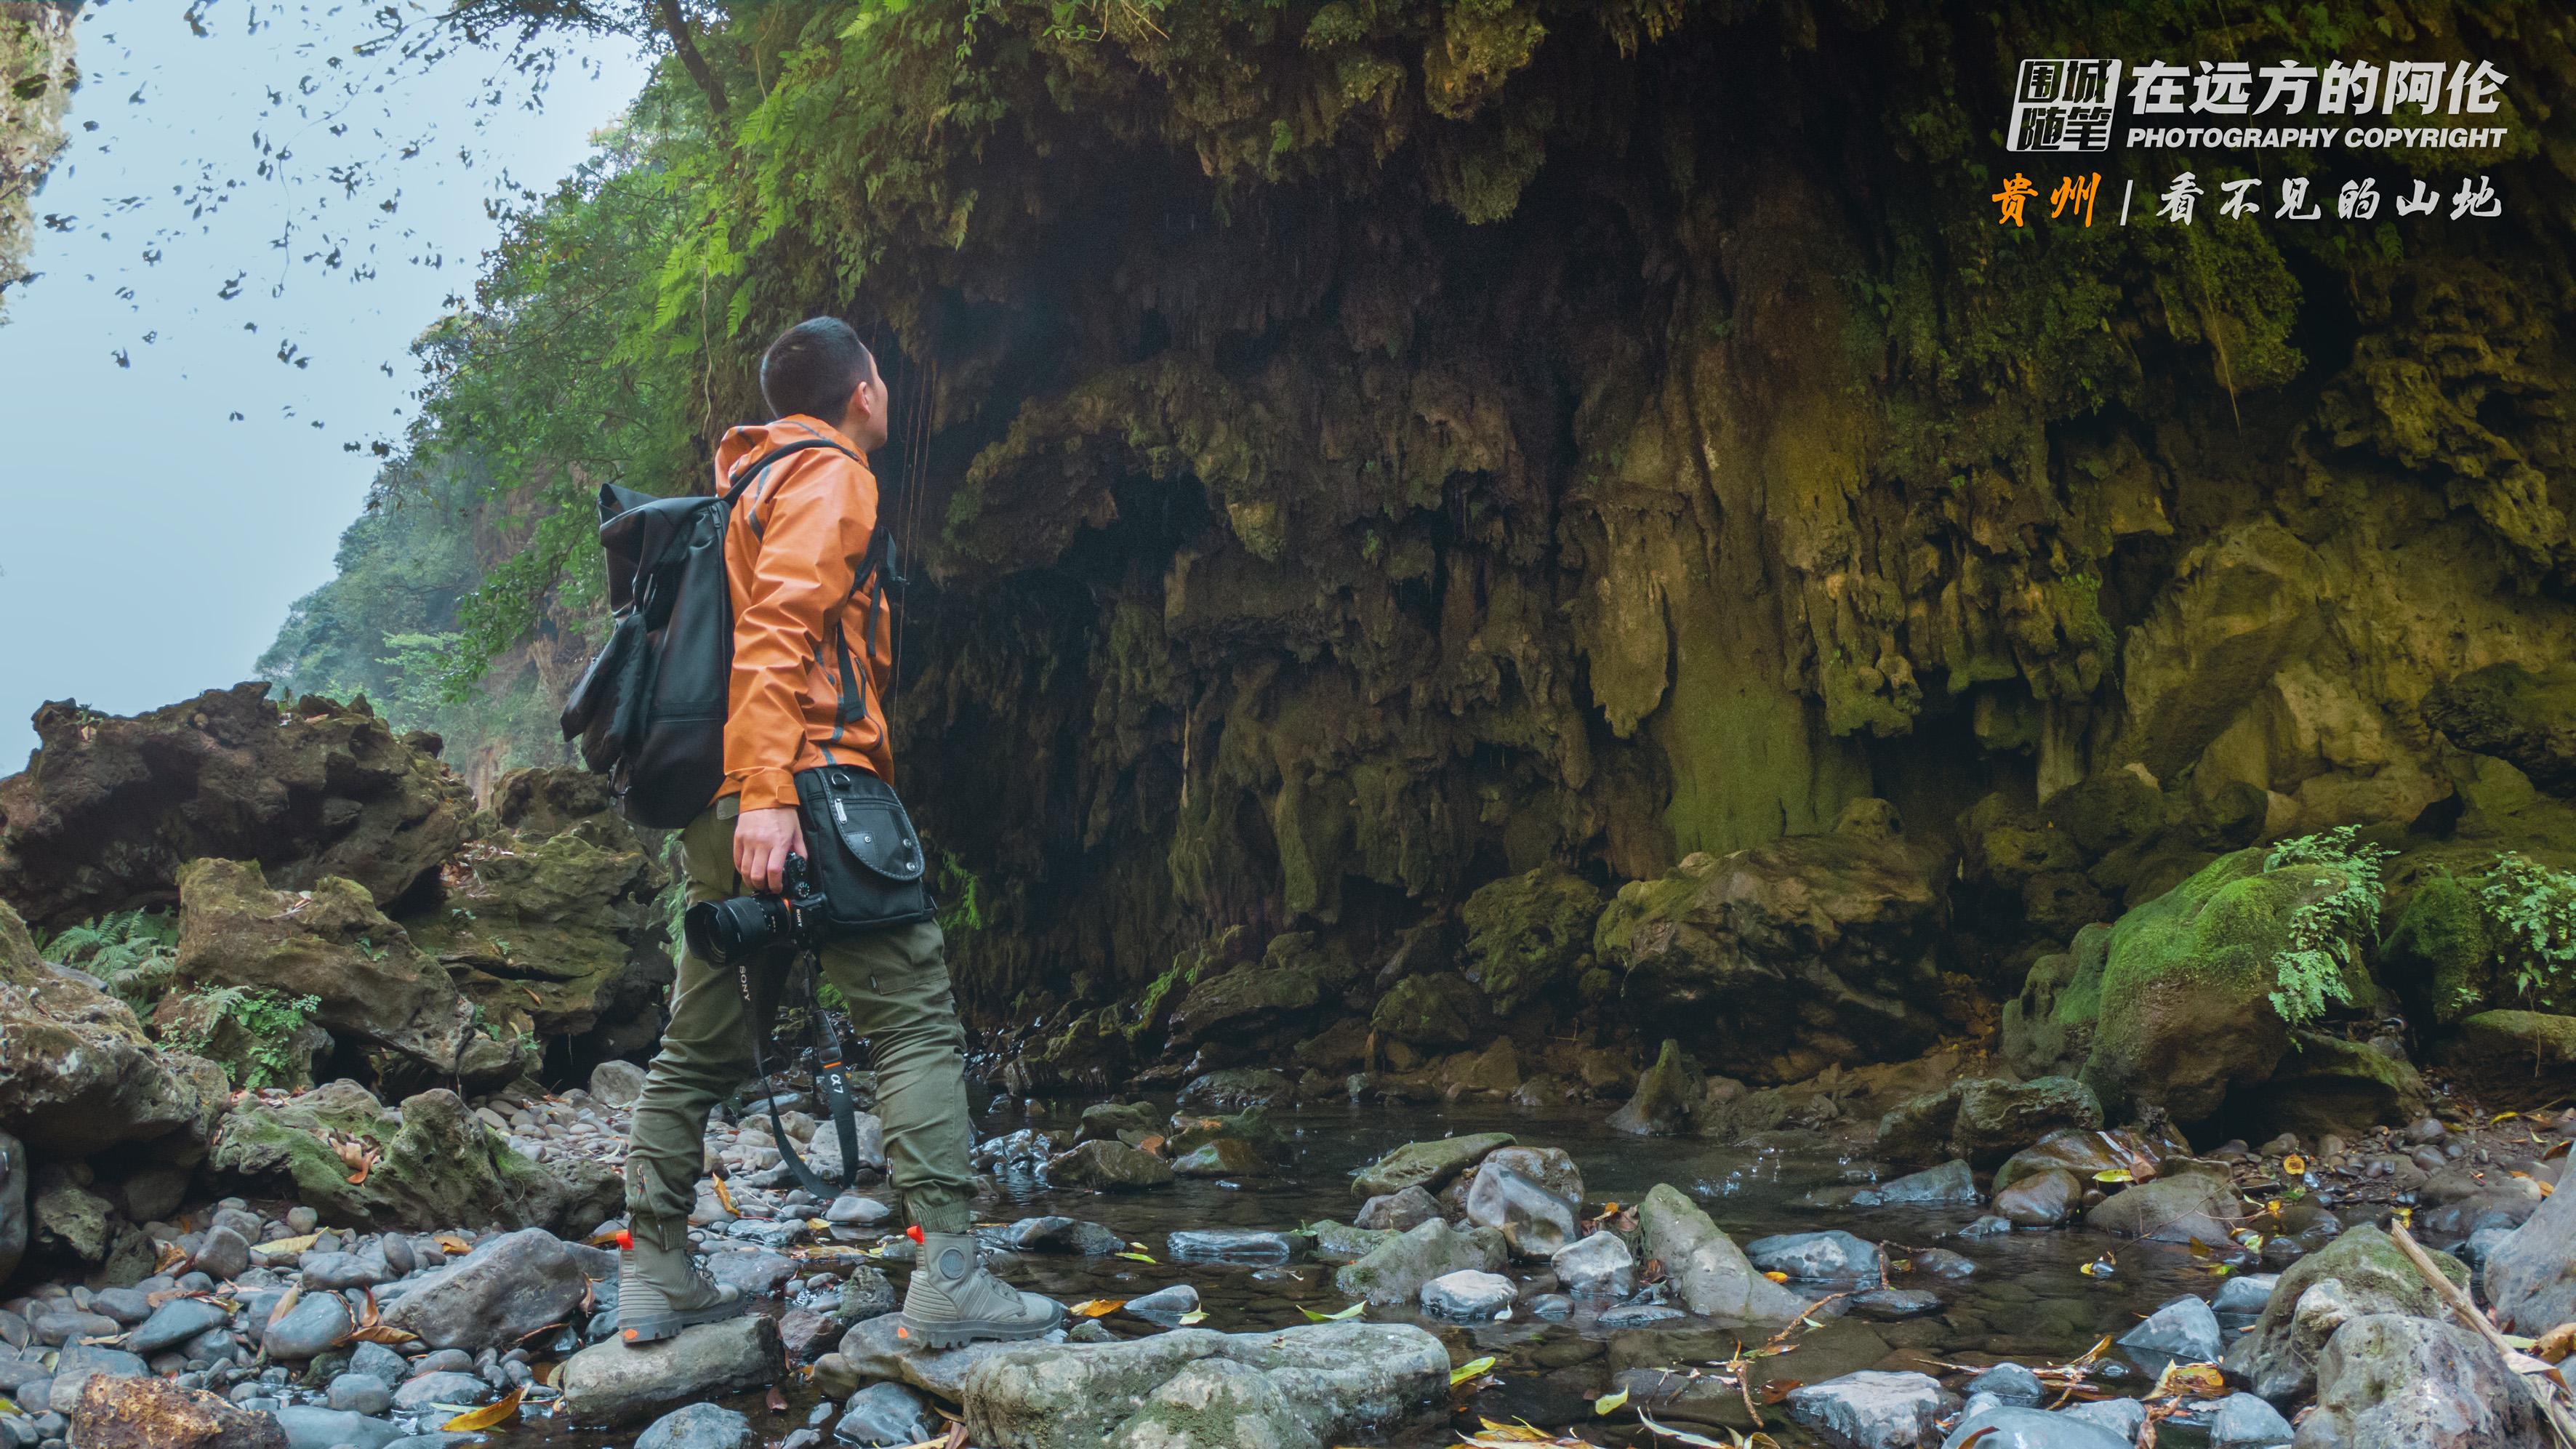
left=684, top=894, right=791, bottom=965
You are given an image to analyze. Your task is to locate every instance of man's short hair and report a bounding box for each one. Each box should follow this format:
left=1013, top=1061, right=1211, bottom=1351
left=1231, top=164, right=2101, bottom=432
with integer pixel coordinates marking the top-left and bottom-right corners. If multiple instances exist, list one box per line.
left=760, top=317, right=875, bottom=422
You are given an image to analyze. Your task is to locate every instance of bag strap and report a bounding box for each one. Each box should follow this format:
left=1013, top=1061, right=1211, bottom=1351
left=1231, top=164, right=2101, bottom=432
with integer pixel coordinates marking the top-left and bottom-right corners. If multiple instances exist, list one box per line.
left=729, top=945, right=864, bottom=1197
left=721, top=436, right=856, bottom=506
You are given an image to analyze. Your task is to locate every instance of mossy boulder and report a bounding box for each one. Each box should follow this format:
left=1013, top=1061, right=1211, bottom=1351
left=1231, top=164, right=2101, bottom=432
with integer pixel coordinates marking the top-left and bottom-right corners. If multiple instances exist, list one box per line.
left=207, top=1081, right=618, bottom=1233
left=2423, top=661, right=2576, bottom=798
left=2220, top=1225, right=2470, bottom=1403
left=174, top=858, right=480, bottom=1080
left=1460, top=867, right=1604, bottom=1016
left=2072, top=848, right=2368, bottom=1121
left=2377, top=870, right=2496, bottom=1024
left=1349, top=1132, right=1512, bottom=1198
left=1606, top=1038, right=1704, bottom=1136
left=2234, top=1032, right=2430, bottom=1141
left=1879, top=1076, right=2103, bottom=1168
left=1597, top=828, right=1949, bottom=1084
left=1165, top=963, right=1320, bottom=1050
left=1368, top=972, right=1484, bottom=1048
left=0, top=929, right=219, bottom=1157
left=2433, top=1010, right=2576, bottom=1102
left=149, top=989, right=332, bottom=1092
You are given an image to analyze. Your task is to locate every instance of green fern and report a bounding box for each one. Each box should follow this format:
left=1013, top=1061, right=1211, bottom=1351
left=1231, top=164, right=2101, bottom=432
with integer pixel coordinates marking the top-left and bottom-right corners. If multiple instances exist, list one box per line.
left=162, top=986, right=322, bottom=1090
left=2262, top=826, right=2389, bottom=1029
left=35, top=910, right=180, bottom=1014
left=2479, top=852, right=2576, bottom=1013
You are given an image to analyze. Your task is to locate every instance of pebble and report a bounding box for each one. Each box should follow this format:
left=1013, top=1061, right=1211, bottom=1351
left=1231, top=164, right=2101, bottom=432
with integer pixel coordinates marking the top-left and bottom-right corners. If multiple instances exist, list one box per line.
left=391, top=1370, right=493, bottom=1415
left=1419, top=1270, right=1516, bottom=1320
left=329, top=1372, right=396, bottom=1415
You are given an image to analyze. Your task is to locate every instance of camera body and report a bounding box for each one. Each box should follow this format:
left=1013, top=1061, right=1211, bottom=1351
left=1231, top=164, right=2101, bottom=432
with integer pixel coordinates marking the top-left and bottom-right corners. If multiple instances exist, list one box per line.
left=685, top=851, right=832, bottom=965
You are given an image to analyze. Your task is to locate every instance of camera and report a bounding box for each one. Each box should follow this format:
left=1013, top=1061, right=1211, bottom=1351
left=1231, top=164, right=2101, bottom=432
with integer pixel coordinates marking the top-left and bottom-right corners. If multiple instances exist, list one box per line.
left=685, top=851, right=831, bottom=965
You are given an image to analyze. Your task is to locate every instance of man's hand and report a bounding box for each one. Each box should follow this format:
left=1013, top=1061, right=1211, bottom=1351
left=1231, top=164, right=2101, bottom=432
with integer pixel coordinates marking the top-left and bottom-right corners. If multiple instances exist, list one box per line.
left=734, top=806, right=808, bottom=895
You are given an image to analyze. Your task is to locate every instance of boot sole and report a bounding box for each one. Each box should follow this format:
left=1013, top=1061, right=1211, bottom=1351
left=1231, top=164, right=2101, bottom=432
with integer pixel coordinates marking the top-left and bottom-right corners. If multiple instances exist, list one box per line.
left=896, top=1307, right=1067, bottom=1350
left=619, top=1297, right=749, bottom=1345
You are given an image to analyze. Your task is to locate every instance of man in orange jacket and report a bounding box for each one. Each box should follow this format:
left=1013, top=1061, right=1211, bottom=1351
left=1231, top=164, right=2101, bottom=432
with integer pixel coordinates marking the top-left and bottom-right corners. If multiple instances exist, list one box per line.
left=617, top=318, right=1063, bottom=1349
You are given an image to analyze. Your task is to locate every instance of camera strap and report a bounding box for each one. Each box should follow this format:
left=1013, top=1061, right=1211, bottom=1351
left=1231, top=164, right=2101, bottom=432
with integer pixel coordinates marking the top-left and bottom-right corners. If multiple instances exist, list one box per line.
left=734, top=947, right=867, bottom=1200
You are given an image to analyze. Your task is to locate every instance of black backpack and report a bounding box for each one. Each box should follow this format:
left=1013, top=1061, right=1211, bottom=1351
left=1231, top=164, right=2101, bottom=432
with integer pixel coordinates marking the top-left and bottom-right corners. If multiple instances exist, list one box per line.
left=560, top=438, right=891, bottom=829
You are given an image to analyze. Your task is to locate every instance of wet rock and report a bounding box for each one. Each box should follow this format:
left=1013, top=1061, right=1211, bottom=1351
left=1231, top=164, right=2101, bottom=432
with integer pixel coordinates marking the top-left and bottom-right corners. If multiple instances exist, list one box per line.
left=635, top=1402, right=756, bottom=1449
left=2055, top=1400, right=2146, bottom=1442
left=589, top=1059, right=647, bottom=1107
left=2294, top=1312, right=2544, bottom=1448
left=2208, top=1392, right=2293, bottom=1448
left=706, top=1248, right=799, bottom=1297
left=1166, top=965, right=1319, bottom=1051
left=0, top=686, right=471, bottom=930
left=1349, top=1133, right=1511, bottom=1198
left=1850, top=1288, right=1941, bottom=1320
left=1355, top=1186, right=1438, bottom=1232
left=1940, top=1407, right=2127, bottom=1449
left=1994, top=1168, right=2079, bottom=1227
left=380, top=1227, right=591, bottom=1352
left=1169, top=1138, right=1267, bottom=1177
left=271, top=1405, right=406, bottom=1449
left=2087, top=1171, right=2244, bottom=1245
left=123, top=1297, right=227, bottom=1354
left=1991, top=1123, right=2188, bottom=1195
left=298, top=1250, right=390, bottom=1291
left=1168, top=1229, right=1292, bottom=1264
left=1966, top=1364, right=2043, bottom=1406
left=211, top=1086, right=617, bottom=1235
left=1300, top=1221, right=1395, bottom=1264
left=2116, top=1294, right=2220, bottom=1362
left=824, top=1193, right=891, bottom=1226
left=68, top=1374, right=286, bottom=1449
left=959, top=1320, right=1450, bottom=1449
left=1076, top=1103, right=1157, bottom=1142
left=261, top=1291, right=355, bottom=1360
left=2211, top=1274, right=2279, bottom=1314
left=1460, top=867, right=1605, bottom=1015
left=1745, top=1231, right=1885, bottom=1290
left=995, top=1216, right=1126, bottom=1256
left=1913, top=1247, right=1978, bottom=1278
left=1551, top=1232, right=1634, bottom=1297
left=1420, top=1269, right=1515, bottom=1321
left=1855, top=1159, right=1977, bottom=1207
left=1950, top=1078, right=2103, bottom=1166
left=389, top=1372, right=490, bottom=1415
left=1637, top=1184, right=1808, bottom=1327
left=1044, top=1139, right=1173, bottom=1192
left=2222, top=1225, right=2470, bottom=1402
left=1122, top=1285, right=1199, bottom=1317
left=1461, top=1163, right=1578, bottom=1259
left=1333, top=1219, right=1506, bottom=1306
left=2433, top=1010, right=2576, bottom=1101
left=1783, top=1370, right=1942, bottom=1449
left=560, top=1315, right=781, bottom=1426
left=1606, top=1040, right=1704, bottom=1136
left=832, top=1384, right=931, bottom=1447
left=838, top=1313, right=1066, bottom=1402
left=326, top=1374, right=393, bottom=1416
left=2481, top=1161, right=2576, bottom=1333
left=1173, top=1068, right=1293, bottom=1113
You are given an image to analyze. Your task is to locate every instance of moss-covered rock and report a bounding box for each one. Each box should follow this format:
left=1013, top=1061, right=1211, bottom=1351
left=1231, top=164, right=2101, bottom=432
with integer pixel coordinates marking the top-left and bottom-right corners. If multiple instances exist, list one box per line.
left=2220, top=1225, right=2471, bottom=1404
left=2076, top=849, right=2364, bottom=1121
left=1459, top=867, right=1604, bottom=1016
left=206, top=1081, right=617, bottom=1233
left=0, top=937, right=217, bottom=1158
left=1368, top=972, right=1483, bottom=1048
left=1165, top=962, right=1320, bottom=1050
left=2000, top=923, right=2110, bottom=1080
left=2424, top=662, right=2576, bottom=798
left=1598, top=830, right=1948, bottom=1083
left=174, top=858, right=481, bottom=1081
left=2378, top=871, right=2495, bottom=1025
left=2434, top=1010, right=2576, bottom=1103
left=2236, top=1032, right=2431, bottom=1141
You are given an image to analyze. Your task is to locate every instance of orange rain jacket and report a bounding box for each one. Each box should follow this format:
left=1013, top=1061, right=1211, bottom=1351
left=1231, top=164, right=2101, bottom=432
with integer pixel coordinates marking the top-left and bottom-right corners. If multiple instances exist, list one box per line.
left=712, top=416, right=896, bottom=813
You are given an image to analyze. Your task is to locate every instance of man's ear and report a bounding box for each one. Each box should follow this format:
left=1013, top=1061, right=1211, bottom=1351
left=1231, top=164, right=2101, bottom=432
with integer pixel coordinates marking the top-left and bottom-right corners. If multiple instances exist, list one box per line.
left=844, top=374, right=875, bottom=430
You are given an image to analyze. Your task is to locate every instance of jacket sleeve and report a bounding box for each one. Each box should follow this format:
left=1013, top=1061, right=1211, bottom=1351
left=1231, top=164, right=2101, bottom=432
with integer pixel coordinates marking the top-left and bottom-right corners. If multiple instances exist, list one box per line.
left=723, top=451, right=875, bottom=812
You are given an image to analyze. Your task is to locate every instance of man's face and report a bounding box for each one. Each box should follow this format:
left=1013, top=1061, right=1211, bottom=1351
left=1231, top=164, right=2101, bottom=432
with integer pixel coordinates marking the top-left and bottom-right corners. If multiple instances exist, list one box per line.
left=852, top=357, right=891, bottom=453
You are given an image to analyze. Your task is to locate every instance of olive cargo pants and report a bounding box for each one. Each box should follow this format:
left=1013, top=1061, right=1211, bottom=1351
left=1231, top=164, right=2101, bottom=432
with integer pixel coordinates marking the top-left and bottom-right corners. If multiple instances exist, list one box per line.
left=623, top=802, right=977, bottom=1235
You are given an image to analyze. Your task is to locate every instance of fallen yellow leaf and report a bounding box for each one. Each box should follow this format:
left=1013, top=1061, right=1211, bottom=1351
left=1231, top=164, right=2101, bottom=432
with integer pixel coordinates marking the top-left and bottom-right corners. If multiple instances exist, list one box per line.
left=1176, top=1309, right=1208, bottom=1325
left=1069, top=1299, right=1125, bottom=1318
left=2093, top=1168, right=2133, bottom=1184
left=436, top=1235, right=473, bottom=1255
left=1300, top=1301, right=1366, bottom=1322
left=1761, top=1271, right=1789, bottom=1283
left=254, top=1233, right=319, bottom=1256
left=442, top=1387, right=523, bottom=1432
left=2282, top=1155, right=2308, bottom=1176
left=1450, top=1354, right=1496, bottom=1387
left=711, top=1177, right=739, bottom=1216
left=1594, top=1386, right=1629, bottom=1415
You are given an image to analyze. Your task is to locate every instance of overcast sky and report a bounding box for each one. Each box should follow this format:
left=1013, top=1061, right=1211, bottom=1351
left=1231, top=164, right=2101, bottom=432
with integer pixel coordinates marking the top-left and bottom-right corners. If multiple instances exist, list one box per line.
left=0, top=1, right=646, bottom=769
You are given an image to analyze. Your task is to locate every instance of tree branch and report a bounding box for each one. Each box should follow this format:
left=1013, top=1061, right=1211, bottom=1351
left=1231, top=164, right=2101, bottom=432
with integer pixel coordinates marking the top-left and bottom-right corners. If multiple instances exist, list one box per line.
left=654, top=0, right=729, bottom=120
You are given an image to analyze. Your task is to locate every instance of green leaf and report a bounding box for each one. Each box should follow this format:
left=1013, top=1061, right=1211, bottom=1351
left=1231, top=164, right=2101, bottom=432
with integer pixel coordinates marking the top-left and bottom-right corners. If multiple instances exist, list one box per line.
left=1298, top=1302, right=1366, bottom=1322
left=1594, top=1386, right=1629, bottom=1415
left=1450, top=1354, right=1496, bottom=1386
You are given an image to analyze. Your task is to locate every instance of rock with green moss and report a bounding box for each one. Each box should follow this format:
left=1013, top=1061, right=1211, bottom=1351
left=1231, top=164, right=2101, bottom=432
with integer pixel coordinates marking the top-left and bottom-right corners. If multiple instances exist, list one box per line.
left=1597, top=825, right=1948, bottom=1083
left=1332, top=1218, right=1506, bottom=1304
left=2002, top=923, right=2110, bottom=1080
left=2424, top=661, right=2576, bottom=798
left=1608, top=1038, right=1704, bottom=1136
left=2237, top=1032, right=2429, bottom=1140
left=207, top=1080, right=619, bottom=1233
left=1004, top=1008, right=1133, bottom=1096
left=1349, top=1132, right=1512, bottom=1198
left=175, top=858, right=479, bottom=1080
left=401, top=779, right=674, bottom=1065
left=2434, top=1010, right=2576, bottom=1101
left=150, top=989, right=332, bottom=1092
left=1460, top=867, right=1604, bottom=1016
left=1368, top=972, right=1484, bottom=1048
left=1636, top=1184, right=1810, bottom=1328
left=2220, top=1225, right=2470, bottom=1403
left=1165, top=962, right=1320, bottom=1049
left=2072, top=848, right=2371, bottom=1121
left=2378, top=872, right=2497, bottom=1024
left=0, top=906, right=219, bottom=1157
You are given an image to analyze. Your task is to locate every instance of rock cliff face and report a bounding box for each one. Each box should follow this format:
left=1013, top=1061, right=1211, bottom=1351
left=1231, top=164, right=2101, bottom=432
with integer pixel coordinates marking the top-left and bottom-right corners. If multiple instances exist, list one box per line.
left=820, top=1, right=2576, bottom=1021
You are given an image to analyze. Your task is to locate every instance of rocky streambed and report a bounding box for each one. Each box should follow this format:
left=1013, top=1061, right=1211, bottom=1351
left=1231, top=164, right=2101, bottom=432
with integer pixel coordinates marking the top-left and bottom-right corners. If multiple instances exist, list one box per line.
left=6, top=1075, right=2569, bottom=1449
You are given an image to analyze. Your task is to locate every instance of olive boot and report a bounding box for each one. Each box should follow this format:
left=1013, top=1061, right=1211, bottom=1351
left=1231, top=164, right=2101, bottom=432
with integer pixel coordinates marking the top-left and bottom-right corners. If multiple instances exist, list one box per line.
left=616, top=1216, right=746, bottom=1344
left=898, top=1231, right=1067, bottom=1348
